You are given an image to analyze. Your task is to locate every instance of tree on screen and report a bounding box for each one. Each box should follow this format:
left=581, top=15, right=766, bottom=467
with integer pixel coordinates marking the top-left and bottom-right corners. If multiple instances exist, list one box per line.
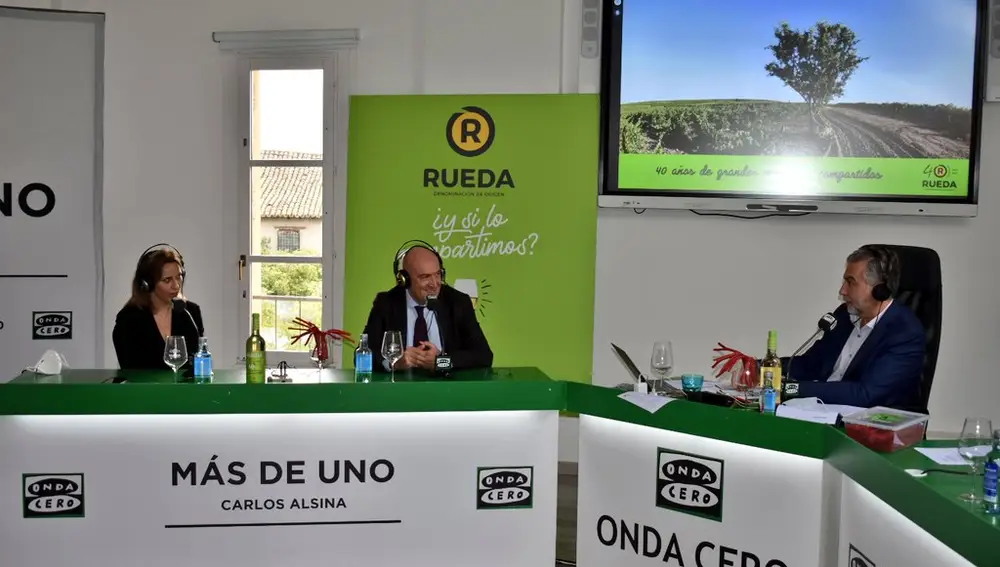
left=764, top=21, right=868, bottom=119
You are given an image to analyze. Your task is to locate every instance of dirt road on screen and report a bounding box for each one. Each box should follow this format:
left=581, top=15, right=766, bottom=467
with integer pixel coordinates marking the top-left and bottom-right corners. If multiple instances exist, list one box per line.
left=819, top=107, right=969, bottom=159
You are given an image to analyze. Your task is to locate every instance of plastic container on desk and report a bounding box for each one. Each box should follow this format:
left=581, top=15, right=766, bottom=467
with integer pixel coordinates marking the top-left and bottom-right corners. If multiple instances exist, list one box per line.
left=841, top=406, right=929, bottom=453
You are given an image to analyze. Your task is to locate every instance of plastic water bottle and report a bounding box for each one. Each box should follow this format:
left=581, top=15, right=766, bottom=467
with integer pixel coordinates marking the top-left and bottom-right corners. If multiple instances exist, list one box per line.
left=193, top=337, right=213, bottom=382
left=983, top=429, right=1000, bottom=515
left=354, top=334, right=372, bottom=383
left=354, top=334, right=372, bottom=382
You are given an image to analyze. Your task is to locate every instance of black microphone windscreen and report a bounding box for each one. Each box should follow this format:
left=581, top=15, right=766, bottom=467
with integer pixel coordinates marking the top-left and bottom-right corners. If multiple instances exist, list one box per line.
left=818, top=313, right=837, bottom=332
left=426, top=295, right=438, bottom=311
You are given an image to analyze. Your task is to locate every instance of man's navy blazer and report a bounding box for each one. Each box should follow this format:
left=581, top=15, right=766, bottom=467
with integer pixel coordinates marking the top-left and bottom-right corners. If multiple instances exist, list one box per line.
left=789, top=301, right=925, bottom=409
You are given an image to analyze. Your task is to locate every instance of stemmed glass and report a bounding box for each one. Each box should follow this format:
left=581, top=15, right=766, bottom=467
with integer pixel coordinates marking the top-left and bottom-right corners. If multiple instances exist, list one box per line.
left=958, top=417, right=993, bottom=502
left=381, top=331, right=403, bottom=382
left=163, top=336, right=188, bottom=382
left=650, top=340, right=674, bottom=394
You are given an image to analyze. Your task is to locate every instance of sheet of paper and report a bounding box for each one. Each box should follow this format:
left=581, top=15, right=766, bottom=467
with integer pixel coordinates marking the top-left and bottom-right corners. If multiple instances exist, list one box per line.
left=914, top=447, right=975, bottom=466
left=617, top=391, right=676, bottom=413
left=822, top=404, right=866, bottom=417
left=775, top=404, right=840, bottom=425
left=782, top=397, right=865, bottom=418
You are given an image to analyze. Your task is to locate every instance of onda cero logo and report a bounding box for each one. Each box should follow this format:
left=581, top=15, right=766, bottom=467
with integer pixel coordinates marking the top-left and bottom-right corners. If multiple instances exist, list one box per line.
left=476, top=466, right=533, bottom=510
left=848, top=544, right=874, bottom=567
left=22, top=474, right=85, bottom=518
left=32, top=311, right=72, bottom=340
left=446, top=106, right=495, bottom=157
left=655, top=448, right=724, bottom=522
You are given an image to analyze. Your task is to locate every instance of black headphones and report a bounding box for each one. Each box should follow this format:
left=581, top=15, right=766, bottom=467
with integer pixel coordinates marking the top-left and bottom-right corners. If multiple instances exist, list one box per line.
left=861, top=244, right=898, bottom=302
left=393, top=239, right=445, bottom=289
left=135, top=243, right=186, bottom=292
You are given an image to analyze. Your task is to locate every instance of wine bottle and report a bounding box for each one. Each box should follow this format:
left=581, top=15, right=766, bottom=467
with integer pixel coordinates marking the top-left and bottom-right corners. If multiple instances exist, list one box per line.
left=759, top=330, right=782, bottom=406
left=246, top=313, right=266, bottom=384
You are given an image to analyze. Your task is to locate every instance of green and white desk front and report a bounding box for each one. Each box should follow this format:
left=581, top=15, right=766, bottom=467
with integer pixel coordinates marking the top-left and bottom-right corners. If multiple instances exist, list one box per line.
left=0, top=368, right=561, bottom=567
left=0, top=369, right=995, bottom=567
left=570, top=386, right=998, bottom=567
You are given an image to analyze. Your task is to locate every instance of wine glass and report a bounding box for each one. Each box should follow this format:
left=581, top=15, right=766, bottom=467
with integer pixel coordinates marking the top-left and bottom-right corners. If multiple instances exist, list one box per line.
left=650, top=340, right=674, bottom=393
left=163, top=336, right=188, bottom=382
left=381, top=331, right=403, bottom=382
left=958, top=417, right=993, bottom=502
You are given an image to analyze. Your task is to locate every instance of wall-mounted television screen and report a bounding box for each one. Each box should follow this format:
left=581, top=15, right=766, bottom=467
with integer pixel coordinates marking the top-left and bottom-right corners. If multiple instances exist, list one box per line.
left=598, top=0, right=987, bottom=217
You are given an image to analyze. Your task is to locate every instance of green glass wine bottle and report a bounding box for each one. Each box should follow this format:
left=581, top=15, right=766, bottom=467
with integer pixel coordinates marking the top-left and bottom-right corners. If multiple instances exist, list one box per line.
left=245, top=313, right=267, bottom=384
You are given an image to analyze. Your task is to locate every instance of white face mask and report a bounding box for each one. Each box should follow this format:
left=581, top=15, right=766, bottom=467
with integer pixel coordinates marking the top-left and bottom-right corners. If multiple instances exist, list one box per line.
left=29, top=349, right=69, bottom=375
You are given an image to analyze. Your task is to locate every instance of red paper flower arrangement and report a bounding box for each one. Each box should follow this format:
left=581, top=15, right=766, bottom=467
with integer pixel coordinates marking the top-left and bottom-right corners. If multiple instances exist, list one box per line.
left=711, top=342, right=758, bottom=391
left=288, top=317, right=355, bottom=363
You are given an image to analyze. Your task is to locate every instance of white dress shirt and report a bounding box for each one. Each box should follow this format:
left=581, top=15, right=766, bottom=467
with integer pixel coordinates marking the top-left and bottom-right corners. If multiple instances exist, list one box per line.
left=827, top=300, right=892, bottom=382
left=382, top=289, right=443, bottom=370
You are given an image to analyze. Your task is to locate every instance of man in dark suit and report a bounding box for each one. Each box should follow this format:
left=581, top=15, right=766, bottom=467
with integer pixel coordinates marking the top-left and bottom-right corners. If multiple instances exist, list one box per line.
left=363, top=241, right=493, bottom=372
left=787, top=245, right=925, bottom=409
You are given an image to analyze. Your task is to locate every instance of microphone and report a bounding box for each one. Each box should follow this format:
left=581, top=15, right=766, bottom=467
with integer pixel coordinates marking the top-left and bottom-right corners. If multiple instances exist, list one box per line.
left=785, top=313, right=837, bottom=383
left=172, top=298, right=201, bottom=376
left=172, top=298, right=200, bottom=334
left=424, top=294, right=439, bottom=337
left=423, top=294, right=451, bottom=375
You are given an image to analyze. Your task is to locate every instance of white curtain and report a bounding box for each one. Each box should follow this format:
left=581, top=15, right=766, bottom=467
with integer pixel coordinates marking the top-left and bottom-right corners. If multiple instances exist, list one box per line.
left=0, top=7, right=104, bottom=378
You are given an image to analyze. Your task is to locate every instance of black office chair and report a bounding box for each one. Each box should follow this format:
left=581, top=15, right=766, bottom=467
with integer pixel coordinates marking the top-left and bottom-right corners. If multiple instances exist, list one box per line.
left=868, top=244, right=943, bottom=415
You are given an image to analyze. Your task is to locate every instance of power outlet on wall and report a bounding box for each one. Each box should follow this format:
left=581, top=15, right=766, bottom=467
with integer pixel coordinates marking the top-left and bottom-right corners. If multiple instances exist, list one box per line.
left=986, top=0, right=1000, bottom=101
left=581, top=0, right=600, bottom=59
left=577, top=0, right=604, bottom=93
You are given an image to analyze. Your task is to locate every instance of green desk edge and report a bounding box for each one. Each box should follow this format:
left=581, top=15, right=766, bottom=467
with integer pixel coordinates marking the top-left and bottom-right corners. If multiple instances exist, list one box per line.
left=0, top=369, right=995, bottom=565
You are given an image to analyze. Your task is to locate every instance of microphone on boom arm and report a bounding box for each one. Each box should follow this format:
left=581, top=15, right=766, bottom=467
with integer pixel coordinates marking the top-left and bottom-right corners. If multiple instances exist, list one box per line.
left=425, top=295, right=452, bottom=376
left=173, top=298, right=202, bottom=376
left=785, top=313, right=837, bottom=388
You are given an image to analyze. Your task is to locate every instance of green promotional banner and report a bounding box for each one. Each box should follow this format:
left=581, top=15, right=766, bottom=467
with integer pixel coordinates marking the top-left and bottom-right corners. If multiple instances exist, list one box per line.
left=619, top=155, right=968, bottom=196
left=343, top=94, right=598, bottom=383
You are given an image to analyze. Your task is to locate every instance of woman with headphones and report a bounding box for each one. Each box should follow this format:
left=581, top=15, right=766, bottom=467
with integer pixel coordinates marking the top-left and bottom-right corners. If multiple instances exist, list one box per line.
left=112, top=244, right=205, bottom=370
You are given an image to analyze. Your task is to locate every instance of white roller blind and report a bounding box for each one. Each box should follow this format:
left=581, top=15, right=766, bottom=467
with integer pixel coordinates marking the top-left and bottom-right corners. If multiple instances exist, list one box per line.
left=0, top=7, right=104, bottom=378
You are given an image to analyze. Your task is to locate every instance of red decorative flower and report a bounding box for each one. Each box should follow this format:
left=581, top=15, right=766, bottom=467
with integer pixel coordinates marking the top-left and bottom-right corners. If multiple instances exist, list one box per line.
left=288, top=317, right=355, bottom=362
left=711, top=342, right=758, bottom=390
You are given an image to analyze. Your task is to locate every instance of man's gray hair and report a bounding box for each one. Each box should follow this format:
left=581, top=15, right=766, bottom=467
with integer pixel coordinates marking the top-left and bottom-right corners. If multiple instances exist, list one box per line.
left=846, top=245, right=900, bottom=293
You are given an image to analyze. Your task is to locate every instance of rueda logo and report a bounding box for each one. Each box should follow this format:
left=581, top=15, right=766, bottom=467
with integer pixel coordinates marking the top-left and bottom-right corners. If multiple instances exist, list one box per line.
left=847, top=544, right=874, bottom=567
left=656, top=448, right=724, bottom=522
left=476, top=466, right=533, bottom=510
left=446, top=106, right=495, bottom=157
left=425, top=105, right=514, bottom=193
left=22, top=473, right=85, bottom=518
left=32, top=311, right=72, bottom=339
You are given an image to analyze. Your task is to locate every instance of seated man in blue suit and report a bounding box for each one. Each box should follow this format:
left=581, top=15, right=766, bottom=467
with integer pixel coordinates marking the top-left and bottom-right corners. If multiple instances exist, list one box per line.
left=787, top=245, right=925, bottom=409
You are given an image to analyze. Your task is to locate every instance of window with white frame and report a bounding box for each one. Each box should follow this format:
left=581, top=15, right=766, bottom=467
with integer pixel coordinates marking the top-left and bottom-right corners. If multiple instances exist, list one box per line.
left=217, top=29, right=356, bottom=366
left=275, top=228, right=301, bottom=252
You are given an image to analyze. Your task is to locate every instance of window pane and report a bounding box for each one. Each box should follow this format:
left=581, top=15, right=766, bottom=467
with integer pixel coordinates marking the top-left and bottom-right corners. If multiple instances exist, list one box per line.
left=250, top=69, right=324, bottom=160
left=251, top=165, right=323, bottom=255
left=249, top=261, right=323, bottom=353
left=276, top=228, right=301, bottom=252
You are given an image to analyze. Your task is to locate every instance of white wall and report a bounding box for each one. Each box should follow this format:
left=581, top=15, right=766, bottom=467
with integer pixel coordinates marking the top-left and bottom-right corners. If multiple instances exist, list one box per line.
left=260, top=219, right=322, bottom=253
left=9, top=0, right=997, bottom=454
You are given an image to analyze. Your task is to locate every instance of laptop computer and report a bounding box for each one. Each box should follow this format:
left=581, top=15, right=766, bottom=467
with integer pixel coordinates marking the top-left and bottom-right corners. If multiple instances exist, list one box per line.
left=610, top=342, right=684, bottom=396
left=610, top=342, right=735, bottom=407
